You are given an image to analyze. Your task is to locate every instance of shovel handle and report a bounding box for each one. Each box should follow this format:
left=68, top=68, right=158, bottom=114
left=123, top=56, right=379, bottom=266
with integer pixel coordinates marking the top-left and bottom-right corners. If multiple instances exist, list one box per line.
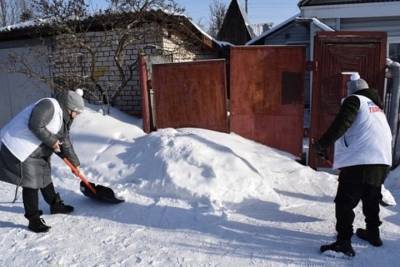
left=62, top=158, right=97, bottom=194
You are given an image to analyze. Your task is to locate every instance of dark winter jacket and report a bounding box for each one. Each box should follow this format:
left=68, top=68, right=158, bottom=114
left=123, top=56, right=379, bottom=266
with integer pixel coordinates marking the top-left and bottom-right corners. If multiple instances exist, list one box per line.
left=317, top=88, right=390, bottom=186
left=0, top=96, right=80, bottom=189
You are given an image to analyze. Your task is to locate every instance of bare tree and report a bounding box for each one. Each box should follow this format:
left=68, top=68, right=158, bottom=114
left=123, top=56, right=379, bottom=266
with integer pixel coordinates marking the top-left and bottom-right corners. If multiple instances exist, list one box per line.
left=0, top=0, right=5, bottom=26
left=20, top=0, right=34, bottom=21
left=208, top=0, right=227, bottom=38
left=0, top=0, right=33, bottom=26
left=3, top=0, right=205, bottom=114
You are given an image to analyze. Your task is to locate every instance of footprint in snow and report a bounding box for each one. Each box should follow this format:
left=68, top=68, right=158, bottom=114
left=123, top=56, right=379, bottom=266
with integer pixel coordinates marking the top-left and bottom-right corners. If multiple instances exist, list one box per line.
left=108, top=162, right=116, bottom=169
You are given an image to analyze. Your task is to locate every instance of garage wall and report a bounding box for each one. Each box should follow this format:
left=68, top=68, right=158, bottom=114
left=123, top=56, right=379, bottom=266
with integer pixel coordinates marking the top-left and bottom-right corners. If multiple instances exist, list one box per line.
left=0, top=39, right=51, bottom=128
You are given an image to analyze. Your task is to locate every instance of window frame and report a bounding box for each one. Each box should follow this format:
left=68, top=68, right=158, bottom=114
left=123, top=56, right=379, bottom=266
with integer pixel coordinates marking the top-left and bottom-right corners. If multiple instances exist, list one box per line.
left=389, top=37, right=400, bottom=62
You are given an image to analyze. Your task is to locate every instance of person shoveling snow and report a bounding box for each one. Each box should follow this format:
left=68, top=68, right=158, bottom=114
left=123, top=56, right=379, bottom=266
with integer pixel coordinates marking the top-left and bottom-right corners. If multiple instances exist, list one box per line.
left=0, top=89, right=122, bottom=234
left=0, top=89, right=85, bottom=233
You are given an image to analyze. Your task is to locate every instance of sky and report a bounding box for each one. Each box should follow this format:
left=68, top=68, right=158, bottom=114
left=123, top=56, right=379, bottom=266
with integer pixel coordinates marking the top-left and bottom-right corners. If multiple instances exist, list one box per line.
left=178, top=0, right=300, bottom=27
left=93, top=0, right=300, bottom=29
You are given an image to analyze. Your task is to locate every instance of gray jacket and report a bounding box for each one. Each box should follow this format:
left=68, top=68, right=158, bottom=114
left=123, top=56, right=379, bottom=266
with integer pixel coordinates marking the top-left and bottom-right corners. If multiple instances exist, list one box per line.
left=0, top=96, right=80, bottom=189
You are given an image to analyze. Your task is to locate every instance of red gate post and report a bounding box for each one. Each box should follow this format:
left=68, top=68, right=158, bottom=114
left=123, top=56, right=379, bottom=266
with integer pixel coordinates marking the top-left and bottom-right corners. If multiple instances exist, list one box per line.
left=139, top=54, right=151, bottom=133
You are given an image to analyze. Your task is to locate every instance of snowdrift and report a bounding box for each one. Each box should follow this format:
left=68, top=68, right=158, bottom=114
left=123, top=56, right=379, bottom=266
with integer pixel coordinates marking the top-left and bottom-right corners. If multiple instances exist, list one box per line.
left=54, top=106, right=339, bottom=211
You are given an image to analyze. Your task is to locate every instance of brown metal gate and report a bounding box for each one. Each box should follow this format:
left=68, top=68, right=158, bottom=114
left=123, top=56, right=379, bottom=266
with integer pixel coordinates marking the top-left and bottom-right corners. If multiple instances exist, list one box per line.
left=152, top=59, right=229, bottom=132
left=309, top=32, right=387, bottom=168
left=230, top=46, right=306, bottom=157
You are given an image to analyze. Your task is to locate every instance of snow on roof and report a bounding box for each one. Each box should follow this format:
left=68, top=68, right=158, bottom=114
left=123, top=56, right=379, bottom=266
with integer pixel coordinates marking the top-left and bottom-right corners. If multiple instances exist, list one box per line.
left=185, top=17, right=222, bottom=47
left=246, top=14, right=335, bottom=45
left=235, top=0, right=256, bottom=38
left=246, top=13, right=300, bottom=45
left=0, top=19, right=42, bottom=33
left=296, top=17, right=335, bottom=31
left=0, top=11, right=219, bottom=49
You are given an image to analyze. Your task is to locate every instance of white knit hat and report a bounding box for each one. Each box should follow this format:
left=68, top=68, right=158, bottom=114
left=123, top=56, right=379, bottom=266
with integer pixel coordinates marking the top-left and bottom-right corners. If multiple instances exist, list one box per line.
left=346, top=72, right=369, bottom=94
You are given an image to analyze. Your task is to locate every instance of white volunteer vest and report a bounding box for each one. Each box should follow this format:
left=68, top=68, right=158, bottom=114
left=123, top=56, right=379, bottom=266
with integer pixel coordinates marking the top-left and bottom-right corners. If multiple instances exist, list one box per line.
left=333, top=95, right=392, bottom=169
left=0, top=98, right=63, bottom=162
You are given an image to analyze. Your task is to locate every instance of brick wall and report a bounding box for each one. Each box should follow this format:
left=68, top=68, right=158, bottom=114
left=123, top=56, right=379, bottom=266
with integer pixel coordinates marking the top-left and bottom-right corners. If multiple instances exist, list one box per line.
left=51, top=24, right=159, bottom=115
left=49, top=23, right=218, bottom=116
left=162, top=30, right=218, bottom=62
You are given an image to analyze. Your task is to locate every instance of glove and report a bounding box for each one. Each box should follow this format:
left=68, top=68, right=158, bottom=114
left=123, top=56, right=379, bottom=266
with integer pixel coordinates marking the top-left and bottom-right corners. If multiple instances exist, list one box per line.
left=313, top=142, right=327, bottom=159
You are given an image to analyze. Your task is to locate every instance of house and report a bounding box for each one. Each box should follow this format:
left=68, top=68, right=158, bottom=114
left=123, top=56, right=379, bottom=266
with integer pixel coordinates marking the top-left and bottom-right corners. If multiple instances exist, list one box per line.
left=300, top=0, right=400, bottom=61
left=249, top=0, right=400, bottom=62
left=247, top=0, right=400, bottom=125
left=246, top=0, right=400, bottom=167
left=0, top=11, right=220, bottom=128
left=217, top=0, right=256, bottom=45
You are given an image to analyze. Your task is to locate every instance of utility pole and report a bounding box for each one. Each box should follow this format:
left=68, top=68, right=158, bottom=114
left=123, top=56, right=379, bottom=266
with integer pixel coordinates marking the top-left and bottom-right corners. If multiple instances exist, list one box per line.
left=245, top=0, right=248, bottom=14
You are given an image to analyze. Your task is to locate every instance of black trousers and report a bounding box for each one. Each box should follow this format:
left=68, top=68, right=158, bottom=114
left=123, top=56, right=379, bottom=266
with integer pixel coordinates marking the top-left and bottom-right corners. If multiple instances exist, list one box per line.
left=22, top=183, right=57, bottom=220
left=334, top=181, right=381, bottom=241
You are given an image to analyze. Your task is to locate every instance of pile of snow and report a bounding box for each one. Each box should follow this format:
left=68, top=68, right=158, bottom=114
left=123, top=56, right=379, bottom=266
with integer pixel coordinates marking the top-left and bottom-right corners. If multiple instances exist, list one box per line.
left=56, top=105, right=338, bottom=212
left=386, top=165, right=400, bottom=189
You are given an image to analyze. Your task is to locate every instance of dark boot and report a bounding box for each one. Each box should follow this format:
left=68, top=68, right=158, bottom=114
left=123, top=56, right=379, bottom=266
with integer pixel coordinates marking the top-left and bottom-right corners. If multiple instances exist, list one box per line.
left=356, top=228, right=383, bottom=247
left=28, top=217, right=51, bottom=233
left=320, top=240, right=355, bottom=257
left=50, top=193, right=74, bottom=214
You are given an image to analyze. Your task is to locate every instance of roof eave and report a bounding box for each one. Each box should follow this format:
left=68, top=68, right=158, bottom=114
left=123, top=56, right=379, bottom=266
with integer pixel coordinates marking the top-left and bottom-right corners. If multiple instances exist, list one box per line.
left=246, top=13, right=300, bottom=45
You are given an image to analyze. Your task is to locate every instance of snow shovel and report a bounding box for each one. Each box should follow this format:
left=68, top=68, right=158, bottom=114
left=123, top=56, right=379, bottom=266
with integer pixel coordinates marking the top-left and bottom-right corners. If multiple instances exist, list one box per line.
left=61, top=156, right=124, bottom=204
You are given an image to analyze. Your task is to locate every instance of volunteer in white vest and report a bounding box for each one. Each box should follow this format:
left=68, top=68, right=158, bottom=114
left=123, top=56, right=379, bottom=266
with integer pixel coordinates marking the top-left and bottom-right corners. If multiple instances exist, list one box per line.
left=314, top=73, right=392, bottom=257
left=0, top=89, right=84, bottom=233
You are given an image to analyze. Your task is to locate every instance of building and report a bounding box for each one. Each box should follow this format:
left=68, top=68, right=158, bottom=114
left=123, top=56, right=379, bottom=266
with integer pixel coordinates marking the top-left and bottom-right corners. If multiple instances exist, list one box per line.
left=249, top=0, right=400, bottom=62
left=247, top=0, right=400, bottom=125
left=217, top=0, right=256, bottom=45
left=0, top=11, right=220, bottom=127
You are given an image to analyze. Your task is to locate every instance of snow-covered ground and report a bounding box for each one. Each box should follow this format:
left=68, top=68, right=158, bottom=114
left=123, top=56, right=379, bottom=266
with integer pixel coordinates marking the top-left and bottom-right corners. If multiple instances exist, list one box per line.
left=0, top=104, right=399, bottom=266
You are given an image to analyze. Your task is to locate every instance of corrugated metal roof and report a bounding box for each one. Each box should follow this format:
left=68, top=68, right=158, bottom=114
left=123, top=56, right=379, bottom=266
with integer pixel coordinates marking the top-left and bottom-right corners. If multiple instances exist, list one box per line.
left=299, top=0, right=400, bottom=7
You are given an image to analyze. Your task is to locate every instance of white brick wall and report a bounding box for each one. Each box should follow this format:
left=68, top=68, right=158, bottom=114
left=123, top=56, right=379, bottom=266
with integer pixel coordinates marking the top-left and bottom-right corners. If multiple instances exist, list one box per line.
left=50, top=23, right=218, bottom=115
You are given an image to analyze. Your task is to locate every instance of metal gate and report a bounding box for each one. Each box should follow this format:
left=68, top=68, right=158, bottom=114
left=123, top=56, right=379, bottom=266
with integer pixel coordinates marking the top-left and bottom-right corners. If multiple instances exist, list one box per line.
left=309, top=32, right=387, bottom=168
left=152, top=59, right=229, bottom=132
left=230, top=46, right=306, bottom=157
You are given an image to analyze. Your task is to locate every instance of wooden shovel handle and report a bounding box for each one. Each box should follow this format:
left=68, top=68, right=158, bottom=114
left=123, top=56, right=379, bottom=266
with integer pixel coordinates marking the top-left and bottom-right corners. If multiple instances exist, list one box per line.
left=62, top=158, right=97, bottom=194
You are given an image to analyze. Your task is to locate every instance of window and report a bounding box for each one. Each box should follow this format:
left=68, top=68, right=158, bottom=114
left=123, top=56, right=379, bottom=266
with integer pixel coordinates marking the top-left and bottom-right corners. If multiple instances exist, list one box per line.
left=389, top=43, right=400, bottom=62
